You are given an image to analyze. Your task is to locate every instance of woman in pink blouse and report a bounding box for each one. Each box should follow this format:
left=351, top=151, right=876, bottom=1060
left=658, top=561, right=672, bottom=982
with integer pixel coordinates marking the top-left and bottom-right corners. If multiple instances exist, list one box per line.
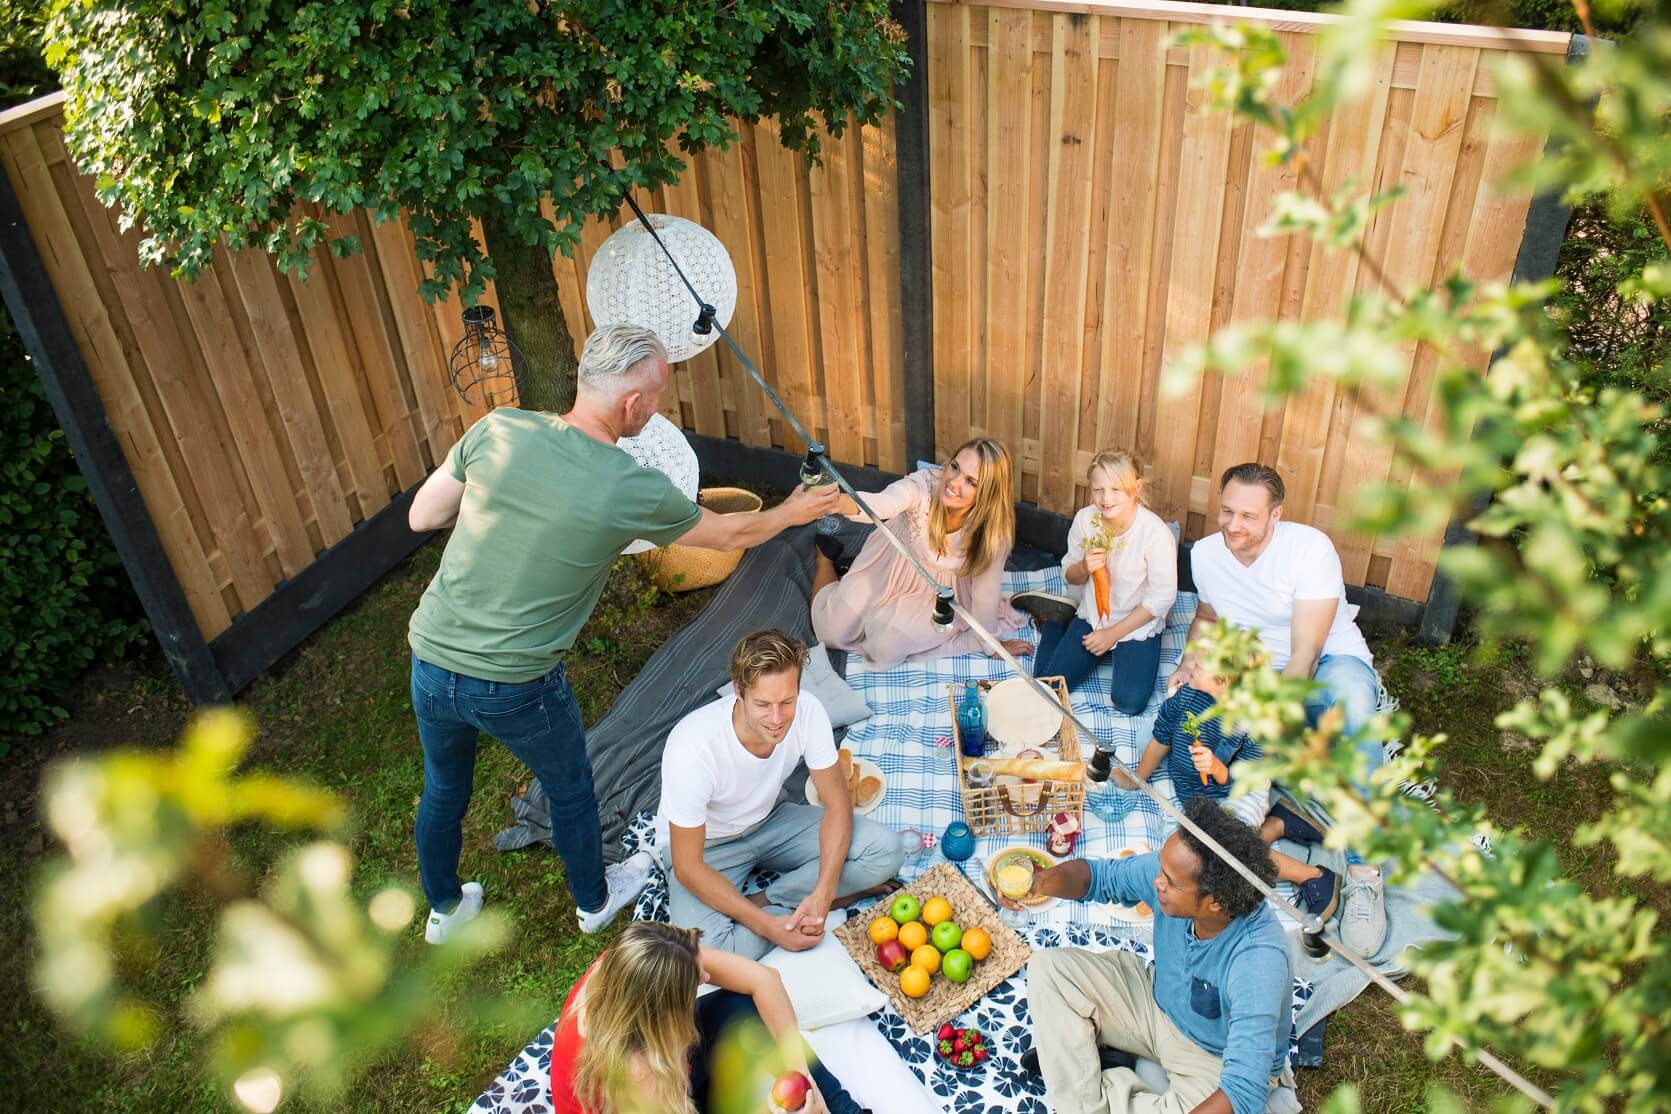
left=810, top=437, right=1032, bottom=668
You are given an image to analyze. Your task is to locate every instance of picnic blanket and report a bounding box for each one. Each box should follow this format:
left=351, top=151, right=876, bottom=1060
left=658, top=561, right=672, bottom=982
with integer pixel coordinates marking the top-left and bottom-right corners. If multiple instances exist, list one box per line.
left=474, top=564, right=1326, bottom=1114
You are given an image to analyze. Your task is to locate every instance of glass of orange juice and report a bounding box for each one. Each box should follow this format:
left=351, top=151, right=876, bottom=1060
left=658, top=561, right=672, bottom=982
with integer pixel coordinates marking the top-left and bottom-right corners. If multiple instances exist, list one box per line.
left=996, top=856, right=1036, bottom=902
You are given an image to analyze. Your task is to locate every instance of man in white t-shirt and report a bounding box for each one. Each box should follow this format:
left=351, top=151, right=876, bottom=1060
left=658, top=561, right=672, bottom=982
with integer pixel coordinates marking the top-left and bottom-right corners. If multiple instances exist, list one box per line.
left=1174, top=463, right=1382, bottom=771
left=657, top=629, right=905, bottom=958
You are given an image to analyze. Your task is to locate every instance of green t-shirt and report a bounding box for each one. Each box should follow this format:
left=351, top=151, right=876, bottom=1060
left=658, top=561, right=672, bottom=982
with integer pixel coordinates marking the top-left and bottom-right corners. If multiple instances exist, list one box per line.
left=408, top=409, right=702, bottom=681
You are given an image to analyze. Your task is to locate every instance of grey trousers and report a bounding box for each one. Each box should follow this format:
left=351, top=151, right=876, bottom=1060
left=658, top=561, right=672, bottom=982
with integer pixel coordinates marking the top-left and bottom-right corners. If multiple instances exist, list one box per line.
left=1029, top=948, right=1225, bottom=1114
left=661, top=801, right=905, bottom=958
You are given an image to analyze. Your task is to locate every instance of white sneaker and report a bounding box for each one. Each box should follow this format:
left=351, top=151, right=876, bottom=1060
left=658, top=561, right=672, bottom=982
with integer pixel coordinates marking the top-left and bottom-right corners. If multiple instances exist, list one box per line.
left=577, top=851, right=657, bottom=934
left=1339, top=864, right=1388, bottom=956
left=424, top=882, right=484, bottom=944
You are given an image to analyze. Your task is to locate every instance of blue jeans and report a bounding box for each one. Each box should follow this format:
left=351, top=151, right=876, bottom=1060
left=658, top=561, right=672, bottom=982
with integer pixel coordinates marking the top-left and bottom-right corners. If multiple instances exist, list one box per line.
left=1304, top=653, right=1384, bottom=774
left=691, top=989, right=863, bottom=1114
left=410, top=656, right=607, bottom=913
left=1034, top=618, right=1162, bottom=715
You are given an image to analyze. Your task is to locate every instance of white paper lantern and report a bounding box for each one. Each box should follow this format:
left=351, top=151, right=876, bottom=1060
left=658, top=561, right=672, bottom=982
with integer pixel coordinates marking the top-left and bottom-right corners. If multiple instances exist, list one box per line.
left=586, top=214, right=737, bottom=363
left=616, top=412, right=700, bottom=554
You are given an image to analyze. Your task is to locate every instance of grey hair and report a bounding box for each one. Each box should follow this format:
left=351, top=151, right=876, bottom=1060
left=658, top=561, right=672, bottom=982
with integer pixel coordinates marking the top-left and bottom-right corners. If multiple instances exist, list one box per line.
left=577, top=323, right=668, bottom=398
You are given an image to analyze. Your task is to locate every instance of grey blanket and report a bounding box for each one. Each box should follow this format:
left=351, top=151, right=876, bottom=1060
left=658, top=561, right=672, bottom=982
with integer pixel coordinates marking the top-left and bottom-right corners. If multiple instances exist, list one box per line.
left=495, top=523, right=843, bottom=861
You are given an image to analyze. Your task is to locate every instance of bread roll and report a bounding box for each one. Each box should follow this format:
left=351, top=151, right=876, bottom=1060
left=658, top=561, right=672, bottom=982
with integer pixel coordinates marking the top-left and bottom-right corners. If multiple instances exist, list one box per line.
left=857, top=775, right=883, bottom=807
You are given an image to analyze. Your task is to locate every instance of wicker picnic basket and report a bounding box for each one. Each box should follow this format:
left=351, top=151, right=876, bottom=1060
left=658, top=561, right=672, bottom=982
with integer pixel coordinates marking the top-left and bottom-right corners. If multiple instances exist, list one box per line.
left=834, top=863, right=1031, bottom=1034
left=950, top=675, right=1084, bottom=837
left=638, top=486, right=763, bottom=592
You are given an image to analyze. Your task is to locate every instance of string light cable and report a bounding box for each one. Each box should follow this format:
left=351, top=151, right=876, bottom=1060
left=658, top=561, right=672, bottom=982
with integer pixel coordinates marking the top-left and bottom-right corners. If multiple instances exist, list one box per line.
left=612, top=191, right=1553, bottom=1109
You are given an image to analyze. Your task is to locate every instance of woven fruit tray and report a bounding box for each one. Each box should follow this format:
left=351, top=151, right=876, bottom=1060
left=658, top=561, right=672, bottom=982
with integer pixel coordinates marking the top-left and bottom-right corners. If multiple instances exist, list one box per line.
left=834, top=863, right=1031, bottom=1034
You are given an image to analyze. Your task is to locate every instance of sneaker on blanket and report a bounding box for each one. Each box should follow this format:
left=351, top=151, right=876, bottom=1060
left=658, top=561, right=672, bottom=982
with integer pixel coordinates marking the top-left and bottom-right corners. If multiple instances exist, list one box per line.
left=425, top=882, right=484, bottom=945
left=1340, top=864, right=1388, bottom=956
left=1298, top=866, right=1342, bottom=922
left=577, top=851, right=656, bottom=934
left=1009, top=589, right=1079, bottom=630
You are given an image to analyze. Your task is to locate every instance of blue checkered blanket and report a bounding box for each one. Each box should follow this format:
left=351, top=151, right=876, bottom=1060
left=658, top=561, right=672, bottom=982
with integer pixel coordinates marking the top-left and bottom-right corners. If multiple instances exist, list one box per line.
left=475, top=567, right=1321, bottom=1113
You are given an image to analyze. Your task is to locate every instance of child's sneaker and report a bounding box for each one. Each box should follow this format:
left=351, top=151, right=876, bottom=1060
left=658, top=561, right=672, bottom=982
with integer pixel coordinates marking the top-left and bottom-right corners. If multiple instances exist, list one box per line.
left=577, top=851, right=657, bottom=934
left=1009, top=590, right=1078, bottom=630
left=1297, top=866, right=1342, bottom=922
left=1340, top=864, right=1388, bottom=956
left=424, top=882, right=484, bottom=945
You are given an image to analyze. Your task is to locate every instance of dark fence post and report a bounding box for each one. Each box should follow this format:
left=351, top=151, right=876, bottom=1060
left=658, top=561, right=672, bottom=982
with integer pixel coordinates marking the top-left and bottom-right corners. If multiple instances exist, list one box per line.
left=1417, top=33, right=1588, bottom=644
left=0, top=164, right=232, bottom=703
left=892, top=0, right=936, bottom=469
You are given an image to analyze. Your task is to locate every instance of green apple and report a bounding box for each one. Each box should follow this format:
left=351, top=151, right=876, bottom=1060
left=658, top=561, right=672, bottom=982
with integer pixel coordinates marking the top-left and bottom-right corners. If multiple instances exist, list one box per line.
left=942, top=948, right=974, bottom=983
left=890, top=893, right=922, bottom=925
left=931, top=920, right=963, bottom=953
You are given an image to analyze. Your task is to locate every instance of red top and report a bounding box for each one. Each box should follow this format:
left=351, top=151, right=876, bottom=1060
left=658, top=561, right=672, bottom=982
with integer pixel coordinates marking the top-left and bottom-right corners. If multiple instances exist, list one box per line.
left=550, top=957, right=602, bottom=1114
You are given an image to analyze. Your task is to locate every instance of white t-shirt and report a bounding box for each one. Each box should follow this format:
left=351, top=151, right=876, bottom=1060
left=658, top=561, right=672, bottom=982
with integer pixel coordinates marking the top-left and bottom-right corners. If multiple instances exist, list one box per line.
left=1190, top=522, right=1373, bottom=670
left=1061, top=505, right=1178, bottom=640
left=655, top=691, right=839, bottom=847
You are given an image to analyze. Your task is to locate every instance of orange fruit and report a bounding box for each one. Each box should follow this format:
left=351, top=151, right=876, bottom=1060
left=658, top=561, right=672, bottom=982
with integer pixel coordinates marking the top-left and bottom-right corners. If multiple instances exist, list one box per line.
left=898, top=920, right=929, bottom=952
left=900, top=964, right=931, bottom=998
left=868, top=915, right=899, bottom=945
left=921, top=897, right=954, bottom=926
left=962, top=926, right=992, bottom=961
left=911, top=944, right=942, bottom=975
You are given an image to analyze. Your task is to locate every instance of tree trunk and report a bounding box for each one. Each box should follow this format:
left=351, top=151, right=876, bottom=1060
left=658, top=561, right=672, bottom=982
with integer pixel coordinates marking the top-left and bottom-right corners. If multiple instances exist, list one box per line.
left=481, top=207, right=579, bottom=413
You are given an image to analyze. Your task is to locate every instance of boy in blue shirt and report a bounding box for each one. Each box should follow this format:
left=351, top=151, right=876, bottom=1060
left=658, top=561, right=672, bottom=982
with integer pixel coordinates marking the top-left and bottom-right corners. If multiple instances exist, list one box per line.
left=1092, top=662, right=1341, bottom=921
left=1009, top=799, right=1292, bottom=1114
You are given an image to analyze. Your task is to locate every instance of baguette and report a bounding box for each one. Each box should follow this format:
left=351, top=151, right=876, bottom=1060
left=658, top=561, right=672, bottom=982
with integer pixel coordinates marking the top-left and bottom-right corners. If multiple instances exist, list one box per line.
left=984, top=757, right=1084, bottom=781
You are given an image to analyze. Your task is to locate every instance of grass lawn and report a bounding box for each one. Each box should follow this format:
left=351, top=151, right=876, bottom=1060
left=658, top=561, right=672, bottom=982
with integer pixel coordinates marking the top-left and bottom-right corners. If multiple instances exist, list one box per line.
left=0, top=538, right=1661, bottom=1112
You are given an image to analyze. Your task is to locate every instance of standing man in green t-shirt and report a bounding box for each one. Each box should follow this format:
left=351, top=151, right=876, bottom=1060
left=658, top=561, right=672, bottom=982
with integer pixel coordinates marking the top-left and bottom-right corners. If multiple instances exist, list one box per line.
left=405, top=323, right=838, bottom=944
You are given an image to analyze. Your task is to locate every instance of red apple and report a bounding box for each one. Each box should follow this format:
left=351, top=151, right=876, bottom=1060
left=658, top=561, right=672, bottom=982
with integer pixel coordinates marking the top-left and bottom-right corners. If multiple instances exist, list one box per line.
left=875, top=939, right=909, bottom=972
left=771, top=1070, right=812, bottom=1111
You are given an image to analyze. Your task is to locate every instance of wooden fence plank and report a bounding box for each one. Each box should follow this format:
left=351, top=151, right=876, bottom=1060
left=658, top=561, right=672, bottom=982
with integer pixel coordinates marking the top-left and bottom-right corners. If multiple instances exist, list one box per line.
left=1276, top=43, right=1396, bottom=527
left=929, top=1, right=972, bottom=458
left=658, top=153, right=729, bottom=438
left=367, top=217, right=458, bottom=462
left=706, top=137, right=774, bottom=448
left=1152, top=40, right=1236, bottom=521
left=984, top=6, right=1034, bottom=486
left=1037, top=11, right=1098, bottom=511
left=809, top=125, right=867, bottom=466
left=222, top=247, right=357, bottom=545
left=179, top=245, right=318, bottom=579
left=753, top=123, right=821, bottom=453
left=860, top=115, right=906, bottom=472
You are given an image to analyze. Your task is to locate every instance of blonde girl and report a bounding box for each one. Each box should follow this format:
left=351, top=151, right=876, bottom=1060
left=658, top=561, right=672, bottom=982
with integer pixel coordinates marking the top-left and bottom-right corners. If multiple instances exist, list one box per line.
left=1019, top=449, right=1177, bottom=714
left=550, top=922, right=854, bottom=1113
left=810, top=436, right=1032, bottom=667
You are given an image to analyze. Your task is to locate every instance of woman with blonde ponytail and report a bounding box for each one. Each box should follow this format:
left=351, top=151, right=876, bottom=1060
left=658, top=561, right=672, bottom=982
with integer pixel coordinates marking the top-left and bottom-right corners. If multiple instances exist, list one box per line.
left=550, top=922, right=858, bottom=1113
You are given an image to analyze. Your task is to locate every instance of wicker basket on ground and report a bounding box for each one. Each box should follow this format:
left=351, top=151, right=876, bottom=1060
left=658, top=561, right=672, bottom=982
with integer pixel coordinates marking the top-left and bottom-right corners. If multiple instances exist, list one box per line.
left=638, top=486, right=763, bottom=592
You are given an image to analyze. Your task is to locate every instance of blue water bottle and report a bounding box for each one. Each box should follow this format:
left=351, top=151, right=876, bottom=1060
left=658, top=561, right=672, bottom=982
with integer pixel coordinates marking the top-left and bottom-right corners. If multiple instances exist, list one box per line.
left=957, top=681, right=987, bottom=758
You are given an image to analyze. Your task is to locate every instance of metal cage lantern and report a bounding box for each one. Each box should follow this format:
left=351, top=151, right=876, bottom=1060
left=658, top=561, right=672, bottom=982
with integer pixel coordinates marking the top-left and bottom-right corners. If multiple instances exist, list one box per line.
left=449, top=305, right=526, bottom=407
left=586, top=214, right=737, bottom=363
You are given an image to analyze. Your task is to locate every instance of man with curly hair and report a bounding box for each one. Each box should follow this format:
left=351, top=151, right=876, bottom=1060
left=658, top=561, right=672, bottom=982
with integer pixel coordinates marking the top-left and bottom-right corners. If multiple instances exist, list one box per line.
left=1010, top=799, right=1291, bottom=1114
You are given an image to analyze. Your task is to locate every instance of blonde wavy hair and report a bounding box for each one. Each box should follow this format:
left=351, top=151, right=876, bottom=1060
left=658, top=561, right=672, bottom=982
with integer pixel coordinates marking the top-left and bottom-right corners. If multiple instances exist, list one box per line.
left=1086, top=448, right=1152, bottom=507
left=929, top=436, right=1015, bottom=578
left=571, top=922, right=703, bottom=1114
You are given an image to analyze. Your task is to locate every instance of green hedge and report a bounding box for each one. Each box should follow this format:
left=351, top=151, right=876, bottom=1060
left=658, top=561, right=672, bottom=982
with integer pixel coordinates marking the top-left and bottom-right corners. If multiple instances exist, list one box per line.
left=0, top=309, right=146, bottom=744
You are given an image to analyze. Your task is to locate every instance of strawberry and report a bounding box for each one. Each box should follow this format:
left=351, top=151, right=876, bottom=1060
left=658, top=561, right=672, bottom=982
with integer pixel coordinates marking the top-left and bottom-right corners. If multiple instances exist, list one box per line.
left=938, top=1039, right=953, bottom=1056
left=938, top=1023, right=955, bottom=1042
left=973, top=1047, right=989, bottom=1062
left=958, top=1051, right=974, bottom=1067
left=953, top=1038, right=966, bottom=1053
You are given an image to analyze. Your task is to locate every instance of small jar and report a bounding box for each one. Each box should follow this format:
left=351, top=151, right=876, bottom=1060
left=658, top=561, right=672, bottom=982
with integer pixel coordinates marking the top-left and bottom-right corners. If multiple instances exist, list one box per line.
left=941, top=821, right=976, bottom=862
left=965, top=760, right=995, bottom=789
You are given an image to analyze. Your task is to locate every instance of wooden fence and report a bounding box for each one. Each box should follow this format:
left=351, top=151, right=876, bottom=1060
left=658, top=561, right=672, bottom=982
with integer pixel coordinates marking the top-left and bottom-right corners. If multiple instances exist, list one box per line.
left=0, top=0, right=1572, bottom=699
left=0, top=96, right=904, bottom=647
left=926, top=0, right=1567, bottom=600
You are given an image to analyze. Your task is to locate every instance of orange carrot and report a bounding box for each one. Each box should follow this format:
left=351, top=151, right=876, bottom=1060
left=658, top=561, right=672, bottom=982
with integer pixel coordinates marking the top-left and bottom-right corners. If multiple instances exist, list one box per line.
left=1089, top=525, right=1112, bottom=623
left=1190, top=742, right=1211, bottom=786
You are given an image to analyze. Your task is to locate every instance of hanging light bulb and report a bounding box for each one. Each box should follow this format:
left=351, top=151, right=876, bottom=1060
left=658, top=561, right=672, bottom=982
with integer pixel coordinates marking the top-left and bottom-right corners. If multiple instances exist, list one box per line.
left=449, top=305, right=524, bottom=407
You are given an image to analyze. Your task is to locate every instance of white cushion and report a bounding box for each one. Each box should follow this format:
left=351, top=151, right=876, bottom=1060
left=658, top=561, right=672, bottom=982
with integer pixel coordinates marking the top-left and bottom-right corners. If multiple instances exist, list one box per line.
left=715, top=644, right=871, bottom=728
left=760, top=926, right=885, bottom=1030
left=804, top=1017, right=943, bottom=1114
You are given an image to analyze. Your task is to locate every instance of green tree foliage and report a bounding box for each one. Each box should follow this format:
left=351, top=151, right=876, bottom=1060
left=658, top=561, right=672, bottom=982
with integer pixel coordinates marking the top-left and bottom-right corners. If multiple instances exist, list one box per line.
left=0, top=310, right=144, bottom=743
left=0, top=0, right=52, bottom=107
left=43, top=0, right=909, bottom=410
left=1172, top=0, right=1671, bottom=1107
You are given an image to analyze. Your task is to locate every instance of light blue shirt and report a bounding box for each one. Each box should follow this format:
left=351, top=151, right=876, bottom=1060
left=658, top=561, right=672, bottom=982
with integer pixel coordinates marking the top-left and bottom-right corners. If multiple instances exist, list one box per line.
left=1088, top=851, right=1292, bottom=1114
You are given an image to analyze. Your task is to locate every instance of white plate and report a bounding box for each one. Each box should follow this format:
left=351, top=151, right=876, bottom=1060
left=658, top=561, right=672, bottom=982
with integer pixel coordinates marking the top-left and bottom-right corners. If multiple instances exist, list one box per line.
left=984, top=676, right=1065, bottom=749
left=806, top=758, right=887, bottom=815
left=1104, top=844, right=1155, bottom=923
